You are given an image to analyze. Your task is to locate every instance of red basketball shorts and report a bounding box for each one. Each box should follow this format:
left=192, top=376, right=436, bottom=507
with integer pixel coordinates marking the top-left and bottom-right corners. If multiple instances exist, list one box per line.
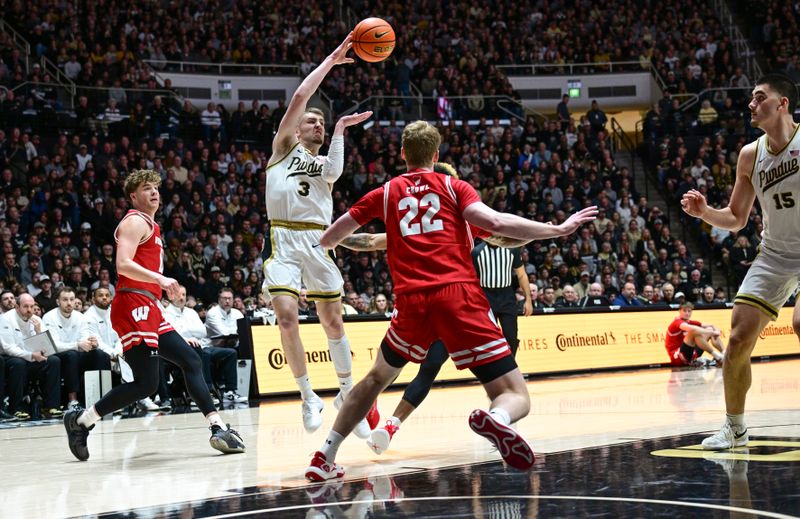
left=111, top=292, right=175, bottom=352
left=384, top=282, right=510, bottom=369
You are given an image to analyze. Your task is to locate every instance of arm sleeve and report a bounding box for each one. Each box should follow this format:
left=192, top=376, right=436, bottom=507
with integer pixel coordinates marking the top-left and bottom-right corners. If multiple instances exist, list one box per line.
left=320, top=135, right=344, bottom=182
left=348, top=186, right=385, bottom=226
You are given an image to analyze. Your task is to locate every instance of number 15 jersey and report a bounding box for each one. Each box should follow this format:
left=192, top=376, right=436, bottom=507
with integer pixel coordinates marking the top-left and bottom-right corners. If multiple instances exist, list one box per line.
left=751, top=126, right=800, bottom=254
left=349, top=169, right=483, bottom=294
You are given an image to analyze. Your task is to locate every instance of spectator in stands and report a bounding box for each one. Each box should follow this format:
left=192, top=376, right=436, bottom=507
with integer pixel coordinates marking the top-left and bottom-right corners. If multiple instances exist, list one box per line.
left=556, top=285, right=580, bottom=308
left=586, top=100, right=608, bottom=134
left=165, top=285, right=246, bottom=404
left=43, top=286, right=110, bottom=410
left=298, top=288, right=316, bottom=317
left=35, top=275, right=56, bottom=312
left=638, top=285, right=656, bottom=305
left=613, top=282, right=643, bottom=307
left=730, top=234, right=757, bottom=283
left=205, top=288, right=243, bottom=348
left=698, top=286, right=717, bottom=306
left=0, top=290, right=16, bottom=313
left=556, top=94, right=571, bottom=130
left=0, top=294, right=62, bottom=420
left=579, top=282, right=609, bottom=308
left=201, top=102, right=223, bottom=142
left=541, top=287, right=557, bottom=309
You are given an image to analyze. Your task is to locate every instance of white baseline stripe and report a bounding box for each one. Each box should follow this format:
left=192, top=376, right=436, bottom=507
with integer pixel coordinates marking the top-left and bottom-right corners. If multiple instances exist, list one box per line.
left=200, top=495, right=798, bottom=519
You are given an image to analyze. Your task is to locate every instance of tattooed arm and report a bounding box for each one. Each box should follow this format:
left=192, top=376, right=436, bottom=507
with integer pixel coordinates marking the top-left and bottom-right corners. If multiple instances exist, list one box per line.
left=338, top=233, right=387, bottom=251
left=482, top=235, right=533, bottom=248
left=339, top=232, right=528, bottom=251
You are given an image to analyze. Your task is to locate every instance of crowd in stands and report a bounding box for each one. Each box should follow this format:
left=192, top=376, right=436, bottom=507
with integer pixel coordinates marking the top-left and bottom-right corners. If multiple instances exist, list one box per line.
left=0, top=1, right=750, bottom=317
left=1, top=0, right=774, bottom=422
left=1, top=0, right=743, bottom=120
left=731, top=0, right=800, bottom=81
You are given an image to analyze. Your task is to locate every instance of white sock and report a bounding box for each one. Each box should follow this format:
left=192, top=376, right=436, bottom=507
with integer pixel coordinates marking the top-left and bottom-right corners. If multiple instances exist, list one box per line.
left=295, top=374, right=316, bottom=400
left=338, top=376, right=353, bottom=396
left=726, top=413, right=745, bottom=430
left=77, top=406, right=101, bottom=428
left=489, top=407, right=512, bottom=426
left=207, top=412, right=228, bottom=430
left=320, top=430, right=345, bottom=460
left=328, top=336, right=353, bottom=380
left=389, top=415, right=402, bottom=427
left=713, top=351, right=724, bottom=361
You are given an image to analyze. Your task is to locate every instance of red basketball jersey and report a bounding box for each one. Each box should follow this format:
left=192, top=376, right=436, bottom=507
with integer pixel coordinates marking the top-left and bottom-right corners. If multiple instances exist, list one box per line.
left=349, top=169, right=482, bottom=294
left=665, top=317, right=701, bottom=355
left=114, top=210, right=164, bottom=299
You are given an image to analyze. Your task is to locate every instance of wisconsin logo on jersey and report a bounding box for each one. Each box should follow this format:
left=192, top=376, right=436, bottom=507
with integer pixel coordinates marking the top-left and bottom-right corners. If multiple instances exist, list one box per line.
left=131, top=306, right=150, bottom=322
left=757, top=157, right=799, bottom=192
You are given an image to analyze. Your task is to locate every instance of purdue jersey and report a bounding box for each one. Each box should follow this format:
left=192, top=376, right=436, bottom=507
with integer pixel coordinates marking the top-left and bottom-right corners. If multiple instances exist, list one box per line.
left=266, top=142, right=332, bottom=226
left=751, top=126, right=800, bottom=253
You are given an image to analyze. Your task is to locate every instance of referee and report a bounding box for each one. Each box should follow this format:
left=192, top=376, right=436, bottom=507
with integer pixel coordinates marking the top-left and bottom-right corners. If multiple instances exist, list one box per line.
left=471, top=240, right=533, bottom=356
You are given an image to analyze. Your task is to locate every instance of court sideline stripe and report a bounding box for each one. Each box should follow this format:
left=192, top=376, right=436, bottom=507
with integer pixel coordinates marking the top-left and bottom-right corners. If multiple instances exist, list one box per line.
left=199, top=494, right=799, bottom=519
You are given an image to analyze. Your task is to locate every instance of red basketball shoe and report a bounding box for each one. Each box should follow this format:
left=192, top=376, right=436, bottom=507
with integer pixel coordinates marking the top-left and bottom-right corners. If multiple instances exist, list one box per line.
left=468, top=409, right=535, bottom=470
left=305, top=451, right=345, bottom=482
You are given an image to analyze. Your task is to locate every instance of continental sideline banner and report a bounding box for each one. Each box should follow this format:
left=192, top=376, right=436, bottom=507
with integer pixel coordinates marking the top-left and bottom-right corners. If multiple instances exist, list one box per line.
left=250, top=307, right=799, bottom=396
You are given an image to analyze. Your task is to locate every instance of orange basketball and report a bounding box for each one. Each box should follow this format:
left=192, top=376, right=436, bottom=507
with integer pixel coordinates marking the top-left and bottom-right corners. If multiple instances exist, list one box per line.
left=352, top=17, right=395, bottom=63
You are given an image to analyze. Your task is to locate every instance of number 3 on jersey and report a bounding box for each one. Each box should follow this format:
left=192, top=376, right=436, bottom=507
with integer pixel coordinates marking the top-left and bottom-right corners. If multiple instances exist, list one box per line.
left=398, top=193, right=444, bottom=236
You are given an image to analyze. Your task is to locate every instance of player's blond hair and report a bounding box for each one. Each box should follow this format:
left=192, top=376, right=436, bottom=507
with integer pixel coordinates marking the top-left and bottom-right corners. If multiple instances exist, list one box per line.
left=402, top=121, right=441, bottom=168
left=433, top=162, right=458, bottom=178
left=124, top=169, right=162, bottom=200
left=302, top=107, right=326, bottom=124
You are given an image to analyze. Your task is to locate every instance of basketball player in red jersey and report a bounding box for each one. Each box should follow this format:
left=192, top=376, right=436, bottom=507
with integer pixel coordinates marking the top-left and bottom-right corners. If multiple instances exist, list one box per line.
left=304, top=121, right=597, bottom=480
left=665, top=302, right=725, bottom=366
left=63, top=170, right=244, bottom=460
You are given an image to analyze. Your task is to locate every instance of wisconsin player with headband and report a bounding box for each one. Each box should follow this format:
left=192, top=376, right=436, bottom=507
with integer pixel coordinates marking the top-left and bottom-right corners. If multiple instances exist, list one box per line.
left=682, top=73, right=800, bottom=449
left=264, top=32, right=377, bottom=436
left=304, top=121, right=597, bottom=480
left=63, top=170, right=244, bottom=460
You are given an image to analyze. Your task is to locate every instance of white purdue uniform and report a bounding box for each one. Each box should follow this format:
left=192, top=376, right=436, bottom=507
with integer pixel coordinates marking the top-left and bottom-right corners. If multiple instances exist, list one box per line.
left=735, top=126, right=800, bottom=319
left=264, top=142, right=343, bottom=301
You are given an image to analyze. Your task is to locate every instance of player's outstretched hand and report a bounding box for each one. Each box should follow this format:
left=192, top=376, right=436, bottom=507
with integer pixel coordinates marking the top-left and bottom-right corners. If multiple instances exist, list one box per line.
left=681, top=189, right=708, bottom=218
left=158, top=275, right=181, bottom=301
left=329, top=32, right=355, bottom=66
left=558, top=206, right=598, bottom=235
left=337, top=111, right=374, bottom=129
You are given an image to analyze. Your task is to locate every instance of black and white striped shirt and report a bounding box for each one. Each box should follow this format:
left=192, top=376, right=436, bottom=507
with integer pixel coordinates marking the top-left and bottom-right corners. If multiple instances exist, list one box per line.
left=472, top=242, right=522, bottom=289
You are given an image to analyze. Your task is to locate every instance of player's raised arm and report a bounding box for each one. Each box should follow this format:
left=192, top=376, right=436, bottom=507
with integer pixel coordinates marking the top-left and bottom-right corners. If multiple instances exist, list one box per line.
left=681, top=142, right=757, bottom=231
left=271, top=33, right=355, bottom=157
left=320, top=111, right=373, bottom=183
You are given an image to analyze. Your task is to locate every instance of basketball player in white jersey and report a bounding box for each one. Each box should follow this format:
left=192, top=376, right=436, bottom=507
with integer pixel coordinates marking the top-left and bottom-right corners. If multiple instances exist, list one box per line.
left=682, top=73, right=800, bottom=449
left=265, top=32, right=377, bottom=435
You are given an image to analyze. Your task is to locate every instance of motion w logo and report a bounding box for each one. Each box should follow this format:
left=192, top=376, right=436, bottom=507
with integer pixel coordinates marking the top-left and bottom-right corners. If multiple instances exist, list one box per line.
left=131, top=306, right=150, bottom=322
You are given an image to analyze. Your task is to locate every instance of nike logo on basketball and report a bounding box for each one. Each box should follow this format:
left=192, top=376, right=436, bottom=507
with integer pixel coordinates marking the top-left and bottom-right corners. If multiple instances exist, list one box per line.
left=375, top=31, right=390, bottom=38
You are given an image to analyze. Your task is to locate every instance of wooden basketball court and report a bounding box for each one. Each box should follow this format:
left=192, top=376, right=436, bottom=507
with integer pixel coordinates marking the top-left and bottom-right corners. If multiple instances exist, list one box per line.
left=1, top=358, right=798, bottom=518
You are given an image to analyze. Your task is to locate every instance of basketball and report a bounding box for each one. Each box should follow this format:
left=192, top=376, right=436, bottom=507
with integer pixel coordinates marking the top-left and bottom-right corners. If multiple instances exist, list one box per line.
left=352, top=17, right=395, bottom=62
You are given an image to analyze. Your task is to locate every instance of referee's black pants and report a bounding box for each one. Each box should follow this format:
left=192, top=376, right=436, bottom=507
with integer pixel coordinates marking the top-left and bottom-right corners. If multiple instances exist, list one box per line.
left=483, top=287, right=520, bottom=357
